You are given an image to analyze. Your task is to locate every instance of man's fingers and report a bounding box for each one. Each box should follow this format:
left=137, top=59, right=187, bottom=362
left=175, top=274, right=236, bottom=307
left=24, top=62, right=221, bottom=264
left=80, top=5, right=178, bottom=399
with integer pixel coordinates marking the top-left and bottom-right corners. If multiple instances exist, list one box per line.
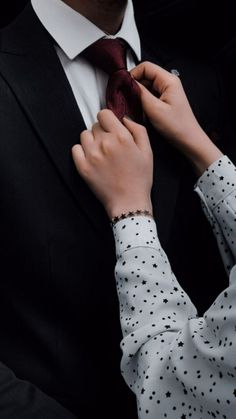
left=131, top=61, right=176, bottom=95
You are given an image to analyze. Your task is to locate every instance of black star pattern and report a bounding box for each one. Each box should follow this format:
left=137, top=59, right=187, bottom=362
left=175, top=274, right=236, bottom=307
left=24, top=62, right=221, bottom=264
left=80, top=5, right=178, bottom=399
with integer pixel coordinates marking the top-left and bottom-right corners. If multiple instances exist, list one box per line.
left=112, top=156, right=236, bottom=419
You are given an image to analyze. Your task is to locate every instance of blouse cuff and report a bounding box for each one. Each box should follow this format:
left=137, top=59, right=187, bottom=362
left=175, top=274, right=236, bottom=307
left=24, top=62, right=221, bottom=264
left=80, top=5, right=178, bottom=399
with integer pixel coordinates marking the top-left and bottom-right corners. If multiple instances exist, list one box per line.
left=194, top=155, right=236, bottom=210
left=112, top=216, right=159, bottom=258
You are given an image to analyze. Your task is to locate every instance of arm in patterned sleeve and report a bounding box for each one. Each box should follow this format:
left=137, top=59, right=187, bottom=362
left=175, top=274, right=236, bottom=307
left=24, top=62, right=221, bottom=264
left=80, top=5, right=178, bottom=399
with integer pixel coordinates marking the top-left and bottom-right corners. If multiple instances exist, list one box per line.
left=113, top=157, right=236, bottom=419
left=195, top=155, right=236, bottom=273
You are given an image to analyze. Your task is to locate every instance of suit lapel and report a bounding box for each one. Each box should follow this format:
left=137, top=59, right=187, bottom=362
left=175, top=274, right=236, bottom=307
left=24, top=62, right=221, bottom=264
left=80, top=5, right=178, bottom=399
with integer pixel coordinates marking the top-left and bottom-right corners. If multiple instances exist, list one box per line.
left=0, top=4, right=109, bottom=234
left=140, top=41, right=181, bottom=247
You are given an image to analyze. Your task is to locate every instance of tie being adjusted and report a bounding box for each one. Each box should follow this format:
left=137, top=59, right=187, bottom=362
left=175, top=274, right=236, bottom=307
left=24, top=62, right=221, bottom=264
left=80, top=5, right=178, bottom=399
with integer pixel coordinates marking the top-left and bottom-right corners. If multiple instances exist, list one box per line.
left=82, top=38, right=143, bottom=122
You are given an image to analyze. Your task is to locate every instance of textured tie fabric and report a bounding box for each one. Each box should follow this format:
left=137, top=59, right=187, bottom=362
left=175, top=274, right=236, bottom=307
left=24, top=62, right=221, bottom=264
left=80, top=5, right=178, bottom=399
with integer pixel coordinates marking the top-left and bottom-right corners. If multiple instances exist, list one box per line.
left=82, top=38, right=143, bottom=122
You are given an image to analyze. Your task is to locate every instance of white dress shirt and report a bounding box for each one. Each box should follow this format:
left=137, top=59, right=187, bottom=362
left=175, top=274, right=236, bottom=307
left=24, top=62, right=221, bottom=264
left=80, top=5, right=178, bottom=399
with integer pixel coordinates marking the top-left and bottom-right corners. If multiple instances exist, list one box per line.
left=113, top=155, right=236, bottom=419
left=31, top=0, right=141, bottom=129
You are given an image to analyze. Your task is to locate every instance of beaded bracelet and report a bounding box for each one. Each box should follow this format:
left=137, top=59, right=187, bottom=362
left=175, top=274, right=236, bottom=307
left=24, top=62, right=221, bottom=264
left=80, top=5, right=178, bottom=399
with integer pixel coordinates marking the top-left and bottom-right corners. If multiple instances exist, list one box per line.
left=111, top=209, right=153, bottom=226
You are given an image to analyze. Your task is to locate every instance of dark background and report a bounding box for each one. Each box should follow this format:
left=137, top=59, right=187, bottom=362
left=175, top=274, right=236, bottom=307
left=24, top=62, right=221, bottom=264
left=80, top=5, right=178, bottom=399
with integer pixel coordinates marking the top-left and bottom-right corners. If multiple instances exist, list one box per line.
left=134, top=0, right=236, bottom=123
left=135, top=0, right=236, bottom=53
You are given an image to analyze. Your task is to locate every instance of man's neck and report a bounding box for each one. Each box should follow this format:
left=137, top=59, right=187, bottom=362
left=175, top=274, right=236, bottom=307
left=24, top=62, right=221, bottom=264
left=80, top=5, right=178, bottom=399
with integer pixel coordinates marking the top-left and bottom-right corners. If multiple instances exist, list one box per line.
left=62, top=0, right=127, bottom=35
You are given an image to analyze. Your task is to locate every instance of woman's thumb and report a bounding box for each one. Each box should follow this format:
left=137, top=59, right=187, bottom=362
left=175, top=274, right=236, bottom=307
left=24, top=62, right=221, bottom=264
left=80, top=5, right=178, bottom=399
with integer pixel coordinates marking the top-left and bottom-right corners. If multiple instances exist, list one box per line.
left=136, top=81, right=162, bottom=116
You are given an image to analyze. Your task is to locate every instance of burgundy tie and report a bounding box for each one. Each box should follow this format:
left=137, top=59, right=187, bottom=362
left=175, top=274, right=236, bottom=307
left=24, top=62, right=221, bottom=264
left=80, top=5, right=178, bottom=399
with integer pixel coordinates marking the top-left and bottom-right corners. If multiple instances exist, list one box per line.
left=82, top=38, right=143, bottom=122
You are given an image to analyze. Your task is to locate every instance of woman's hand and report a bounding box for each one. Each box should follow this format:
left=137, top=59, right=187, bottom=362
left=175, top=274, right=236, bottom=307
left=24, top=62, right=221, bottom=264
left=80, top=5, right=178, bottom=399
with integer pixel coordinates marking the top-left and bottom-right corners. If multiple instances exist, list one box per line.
left=131, top=62, right=223, bottom=175
left=72, top=110, right=153, bottom=219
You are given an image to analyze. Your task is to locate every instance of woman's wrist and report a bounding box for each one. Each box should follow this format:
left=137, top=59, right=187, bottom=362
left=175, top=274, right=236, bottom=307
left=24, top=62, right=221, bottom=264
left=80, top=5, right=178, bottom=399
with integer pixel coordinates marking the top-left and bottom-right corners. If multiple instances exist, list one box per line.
left=111, top=209, right=153, bottom=226
left=190, top=145, right=223, bottom=176
left=106, top=197, right=153, bottom=220
left=179, top=127, right=223, bottom=176
left=187, top=141, right=223, bottom=176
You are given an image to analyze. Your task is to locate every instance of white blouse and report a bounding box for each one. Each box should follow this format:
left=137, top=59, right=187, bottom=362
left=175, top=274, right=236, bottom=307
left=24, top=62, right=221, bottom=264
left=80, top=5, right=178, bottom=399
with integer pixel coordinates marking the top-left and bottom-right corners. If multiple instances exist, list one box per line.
left=112, top=155, right=236, bottom=419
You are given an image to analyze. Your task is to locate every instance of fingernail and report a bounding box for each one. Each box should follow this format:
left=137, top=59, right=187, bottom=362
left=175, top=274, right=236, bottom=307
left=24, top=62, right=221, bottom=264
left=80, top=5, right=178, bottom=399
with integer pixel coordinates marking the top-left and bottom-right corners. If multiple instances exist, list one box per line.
left=170, top=69, right=180, bottom=77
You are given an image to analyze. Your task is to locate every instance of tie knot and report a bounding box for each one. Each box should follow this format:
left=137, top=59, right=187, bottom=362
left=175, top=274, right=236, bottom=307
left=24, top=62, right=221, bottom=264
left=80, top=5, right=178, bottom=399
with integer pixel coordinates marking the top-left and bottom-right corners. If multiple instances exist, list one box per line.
left=82, top=38, right=127, bottom=75
left=82, top=38, right=142, bottom=122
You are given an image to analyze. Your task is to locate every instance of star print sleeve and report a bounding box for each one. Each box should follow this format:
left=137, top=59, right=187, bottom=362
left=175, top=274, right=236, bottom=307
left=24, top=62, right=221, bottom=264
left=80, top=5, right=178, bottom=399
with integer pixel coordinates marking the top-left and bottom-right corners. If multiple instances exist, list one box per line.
left=112, top=156, right=236, bottom=419
left=194, top=155, right=236, bottom=274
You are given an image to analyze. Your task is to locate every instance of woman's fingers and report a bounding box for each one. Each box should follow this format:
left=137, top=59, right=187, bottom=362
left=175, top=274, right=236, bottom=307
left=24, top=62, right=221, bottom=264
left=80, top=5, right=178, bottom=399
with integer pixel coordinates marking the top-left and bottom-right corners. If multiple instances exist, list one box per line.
left=131, top=61, right=178, bottom=95
left=122, top=118, right=151, bottom=152
left=137, top=82, right=168, bottom=120
left=72, top=144, right=87, bottom=175
left=97, top=109, right=121, bottom=132
left=91, top=122, right=107, bottom=143
left=71, top=109, right=153, bottom=219
left=80, top=129, right=95, bottom=155
left=77, top=110, right=150, bottom=169
left=97, top=109, right=132, bottom=140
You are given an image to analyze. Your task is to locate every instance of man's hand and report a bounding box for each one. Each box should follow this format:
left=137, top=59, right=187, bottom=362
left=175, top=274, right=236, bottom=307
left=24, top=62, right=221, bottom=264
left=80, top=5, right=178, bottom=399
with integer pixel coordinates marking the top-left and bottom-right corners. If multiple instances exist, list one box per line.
left=72, top=110, right=153, bottom=219
left=131, top=62, right=223, bottom=175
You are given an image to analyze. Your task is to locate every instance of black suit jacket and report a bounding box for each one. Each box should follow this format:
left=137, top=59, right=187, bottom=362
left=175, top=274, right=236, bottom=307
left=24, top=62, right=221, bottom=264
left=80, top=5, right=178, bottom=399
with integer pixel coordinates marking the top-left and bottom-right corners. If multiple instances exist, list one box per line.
left=0, top=4, right=234, bottom=419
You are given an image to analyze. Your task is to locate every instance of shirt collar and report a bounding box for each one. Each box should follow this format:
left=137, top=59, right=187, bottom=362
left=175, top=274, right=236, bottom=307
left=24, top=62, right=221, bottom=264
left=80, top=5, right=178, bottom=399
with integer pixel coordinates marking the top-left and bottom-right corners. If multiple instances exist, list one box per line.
left=31, top=0, right=141, bottom=61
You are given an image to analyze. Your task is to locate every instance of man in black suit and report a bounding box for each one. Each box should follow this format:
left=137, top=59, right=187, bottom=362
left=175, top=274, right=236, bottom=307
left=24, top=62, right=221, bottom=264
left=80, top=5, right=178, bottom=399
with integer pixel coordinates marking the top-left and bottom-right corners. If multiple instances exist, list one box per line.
left=0, top=1, right=233, bottom=418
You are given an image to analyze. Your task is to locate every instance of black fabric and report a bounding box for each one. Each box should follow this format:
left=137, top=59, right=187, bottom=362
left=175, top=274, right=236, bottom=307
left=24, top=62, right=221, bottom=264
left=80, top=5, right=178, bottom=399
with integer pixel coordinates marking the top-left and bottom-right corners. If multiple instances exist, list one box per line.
left=0, top=0, right=28, bottom=28
left=0, top=3, right=234, bottom=419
